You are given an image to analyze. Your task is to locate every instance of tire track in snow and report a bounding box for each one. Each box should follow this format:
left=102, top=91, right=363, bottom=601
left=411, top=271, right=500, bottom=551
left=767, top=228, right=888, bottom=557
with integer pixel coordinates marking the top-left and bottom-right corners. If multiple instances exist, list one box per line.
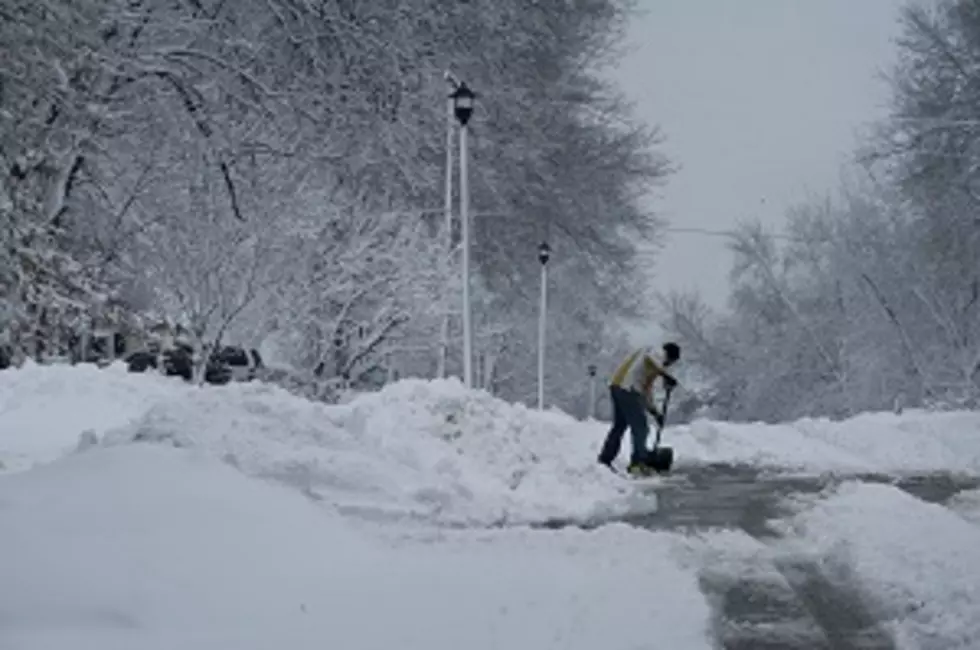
left=606, top=464, right=978, bottom=650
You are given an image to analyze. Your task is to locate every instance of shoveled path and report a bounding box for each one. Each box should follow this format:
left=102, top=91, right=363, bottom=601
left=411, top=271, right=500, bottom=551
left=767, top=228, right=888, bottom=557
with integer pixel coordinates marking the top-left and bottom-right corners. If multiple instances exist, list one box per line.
left=547, top=463, right=980, bottom=650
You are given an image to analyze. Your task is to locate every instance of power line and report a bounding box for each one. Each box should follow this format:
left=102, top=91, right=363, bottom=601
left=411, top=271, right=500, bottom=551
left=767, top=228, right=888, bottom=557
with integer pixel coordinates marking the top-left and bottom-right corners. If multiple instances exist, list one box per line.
left=415, top=210, right=804, bottom=243
left=663, top=226, right=734, bottom=239
left=663, top=226, right=803, bottom=242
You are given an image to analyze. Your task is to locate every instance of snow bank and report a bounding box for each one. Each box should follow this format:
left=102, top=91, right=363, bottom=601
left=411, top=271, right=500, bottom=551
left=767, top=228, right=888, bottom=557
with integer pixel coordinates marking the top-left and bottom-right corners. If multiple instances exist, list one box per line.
left=666, top=408, right=980, bottom=474
left=666, top=419, right=873, bottom=471
left=0, top=364, right=640, bottom=526
left=0, top=361, right=189, bottom=472
left=0, top=444, right=714, bottom=650
left=335, top=378, right=644, bottom=523
left=1, top=365, right=643, bottom=526
left=797, top=409, right=980, bottom=473
left=948, top=488, right=980, bottom=525
left=7, top=362, right=980, bottom=532
left=775, top=482, right=980, bottom=650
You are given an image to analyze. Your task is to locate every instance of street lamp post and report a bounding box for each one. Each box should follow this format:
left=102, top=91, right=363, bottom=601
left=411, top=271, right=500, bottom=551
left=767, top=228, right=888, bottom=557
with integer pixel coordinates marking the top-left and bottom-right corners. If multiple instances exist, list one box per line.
left=587, top=363, right=597, bottom=419
left=537, top=241, right=551, bottom=410
left=451, top=81, right=475, bottom=389
left=438, top=73, right=457, bottom=380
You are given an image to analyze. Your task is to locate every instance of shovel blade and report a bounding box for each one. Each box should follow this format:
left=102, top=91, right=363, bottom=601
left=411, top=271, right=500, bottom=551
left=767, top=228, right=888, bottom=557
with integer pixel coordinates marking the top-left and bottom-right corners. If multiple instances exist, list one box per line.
left=649, top=446, right=674, bottom=473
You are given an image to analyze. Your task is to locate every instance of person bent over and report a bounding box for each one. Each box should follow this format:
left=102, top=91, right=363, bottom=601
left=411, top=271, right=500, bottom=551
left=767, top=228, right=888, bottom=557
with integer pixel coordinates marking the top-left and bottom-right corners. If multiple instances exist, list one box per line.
left=597, top=342, right=680, bottom=475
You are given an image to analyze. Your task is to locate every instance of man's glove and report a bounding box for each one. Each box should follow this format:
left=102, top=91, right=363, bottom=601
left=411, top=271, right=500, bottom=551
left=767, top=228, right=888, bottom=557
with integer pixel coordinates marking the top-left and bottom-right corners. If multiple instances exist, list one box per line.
left=663, top=374, right=678, bottom=391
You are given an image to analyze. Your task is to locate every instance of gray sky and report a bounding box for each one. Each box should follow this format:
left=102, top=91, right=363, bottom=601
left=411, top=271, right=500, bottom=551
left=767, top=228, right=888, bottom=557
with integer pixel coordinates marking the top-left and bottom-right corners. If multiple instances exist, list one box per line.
left=610, top=0, right=907, bottom=311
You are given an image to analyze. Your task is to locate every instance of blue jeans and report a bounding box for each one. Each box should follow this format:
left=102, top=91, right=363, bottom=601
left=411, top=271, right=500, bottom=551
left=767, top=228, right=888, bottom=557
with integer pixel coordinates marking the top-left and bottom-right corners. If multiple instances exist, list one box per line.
left=598, top=386, right=650, bottom=465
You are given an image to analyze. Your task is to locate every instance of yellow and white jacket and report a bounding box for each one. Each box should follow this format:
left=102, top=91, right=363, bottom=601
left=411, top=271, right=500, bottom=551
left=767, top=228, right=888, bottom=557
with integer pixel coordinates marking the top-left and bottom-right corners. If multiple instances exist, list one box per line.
left=609, top=347, right=672, bottom=408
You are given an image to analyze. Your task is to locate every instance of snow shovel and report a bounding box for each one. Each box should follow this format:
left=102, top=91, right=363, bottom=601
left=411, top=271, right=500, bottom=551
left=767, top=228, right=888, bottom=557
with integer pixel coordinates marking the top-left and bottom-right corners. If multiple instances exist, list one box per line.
left=648, top=386, right=674, bottom=473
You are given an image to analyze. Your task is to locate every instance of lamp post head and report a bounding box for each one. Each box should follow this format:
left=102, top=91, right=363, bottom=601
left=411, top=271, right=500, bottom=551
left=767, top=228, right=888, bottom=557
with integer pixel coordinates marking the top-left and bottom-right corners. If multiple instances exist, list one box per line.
left=451, top=82, right=476, bottom=126
left=587, top=363, right=597, bottom=377
left=538, top=240, right=551, bottom=265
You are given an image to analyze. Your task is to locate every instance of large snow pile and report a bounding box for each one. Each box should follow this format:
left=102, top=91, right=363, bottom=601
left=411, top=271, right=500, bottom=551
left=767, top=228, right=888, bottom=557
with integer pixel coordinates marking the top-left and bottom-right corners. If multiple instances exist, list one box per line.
left=1, top=364, right=640, bottom=526
left=776, top=482, right=980, bottom=650
left=5, top=363, right=980, bottom=529
left=0, top=444, right=714, bottom=650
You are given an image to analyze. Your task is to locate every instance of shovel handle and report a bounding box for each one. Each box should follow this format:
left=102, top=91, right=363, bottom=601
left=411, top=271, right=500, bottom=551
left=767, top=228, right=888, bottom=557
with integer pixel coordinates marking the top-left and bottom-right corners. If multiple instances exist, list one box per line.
left=654, top=386, right=673, bottom=447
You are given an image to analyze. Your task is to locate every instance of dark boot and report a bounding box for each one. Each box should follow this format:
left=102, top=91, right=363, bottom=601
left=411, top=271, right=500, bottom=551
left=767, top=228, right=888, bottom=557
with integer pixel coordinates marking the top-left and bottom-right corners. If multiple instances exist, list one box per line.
left=627, top=461, right=655, bottom=477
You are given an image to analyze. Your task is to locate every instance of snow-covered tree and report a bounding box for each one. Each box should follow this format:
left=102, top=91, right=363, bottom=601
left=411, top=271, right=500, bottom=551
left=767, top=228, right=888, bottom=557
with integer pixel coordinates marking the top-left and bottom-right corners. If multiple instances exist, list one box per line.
left=1, top=0, right=671, bottom=415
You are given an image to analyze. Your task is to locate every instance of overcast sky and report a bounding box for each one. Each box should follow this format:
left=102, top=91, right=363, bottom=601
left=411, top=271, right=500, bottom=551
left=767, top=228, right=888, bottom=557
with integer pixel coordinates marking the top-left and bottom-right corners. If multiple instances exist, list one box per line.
left=610, top=0, right=907, bottom=313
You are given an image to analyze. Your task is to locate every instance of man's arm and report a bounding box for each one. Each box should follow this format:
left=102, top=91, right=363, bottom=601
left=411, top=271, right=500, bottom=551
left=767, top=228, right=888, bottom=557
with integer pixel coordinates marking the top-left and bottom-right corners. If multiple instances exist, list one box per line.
left=640, top=353, right=674, bottom=427
left=637, top=355, right=662, bottom=424
left=644, top=354, right=678, bottom=391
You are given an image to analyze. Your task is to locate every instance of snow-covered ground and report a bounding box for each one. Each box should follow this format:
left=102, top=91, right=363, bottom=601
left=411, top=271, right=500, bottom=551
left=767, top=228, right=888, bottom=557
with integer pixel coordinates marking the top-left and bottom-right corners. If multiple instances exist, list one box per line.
left=776, top=482, right=980, bottom=650
left=0, top=361, right=181, bottom=473
left=668, top=410, right=980, bottom=475
left=949, top=488, right=980, bottom=524
left=6, top=362, right=980, bottom=528
left=1, top=362, right=646, bottom=526
left=3, top=363, right=980, bottom=649
left=0, top=444, right=712, bottom=650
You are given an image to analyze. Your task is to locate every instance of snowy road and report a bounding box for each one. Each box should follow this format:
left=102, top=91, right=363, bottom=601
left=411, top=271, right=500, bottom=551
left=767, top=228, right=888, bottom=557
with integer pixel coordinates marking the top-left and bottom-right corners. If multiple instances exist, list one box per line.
left=548, top=464, right=980, bottom=650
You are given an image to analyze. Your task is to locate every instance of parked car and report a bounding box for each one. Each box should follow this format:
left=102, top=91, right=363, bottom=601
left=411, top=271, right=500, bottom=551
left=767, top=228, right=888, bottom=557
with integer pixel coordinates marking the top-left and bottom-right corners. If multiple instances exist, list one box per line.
left=205, top=346, right=264, bottom=384
left=126, top=342, right=263, bottom=385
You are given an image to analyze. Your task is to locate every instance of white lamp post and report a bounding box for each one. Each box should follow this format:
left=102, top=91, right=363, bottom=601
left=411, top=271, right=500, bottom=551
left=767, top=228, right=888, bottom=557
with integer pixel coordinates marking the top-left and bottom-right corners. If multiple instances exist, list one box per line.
left=451, top=81, right=475, bottom=389
left=438, top=73, right=456, bottom=380
left=537, top=240, right=551, bottom=409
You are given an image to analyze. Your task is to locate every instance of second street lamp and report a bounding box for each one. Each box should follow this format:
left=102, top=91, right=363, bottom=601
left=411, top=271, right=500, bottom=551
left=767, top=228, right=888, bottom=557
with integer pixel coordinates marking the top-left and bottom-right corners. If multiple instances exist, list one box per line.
left=587, top=363, right=597, bottom=419
left=537, top=241, right=551, bottom=410
left=451, top=81, right=476, bottom=389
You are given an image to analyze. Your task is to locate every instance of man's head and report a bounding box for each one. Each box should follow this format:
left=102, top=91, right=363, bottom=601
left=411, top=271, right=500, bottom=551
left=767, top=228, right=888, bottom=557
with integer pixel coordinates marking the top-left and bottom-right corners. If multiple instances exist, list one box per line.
left=662, top=342, right=680, bottom=366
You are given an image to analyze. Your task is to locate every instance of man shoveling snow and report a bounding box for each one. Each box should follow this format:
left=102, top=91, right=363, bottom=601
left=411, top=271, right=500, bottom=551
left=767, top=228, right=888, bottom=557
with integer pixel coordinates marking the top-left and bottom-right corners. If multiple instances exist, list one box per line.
left=597, top=342, right=680, bottom=477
